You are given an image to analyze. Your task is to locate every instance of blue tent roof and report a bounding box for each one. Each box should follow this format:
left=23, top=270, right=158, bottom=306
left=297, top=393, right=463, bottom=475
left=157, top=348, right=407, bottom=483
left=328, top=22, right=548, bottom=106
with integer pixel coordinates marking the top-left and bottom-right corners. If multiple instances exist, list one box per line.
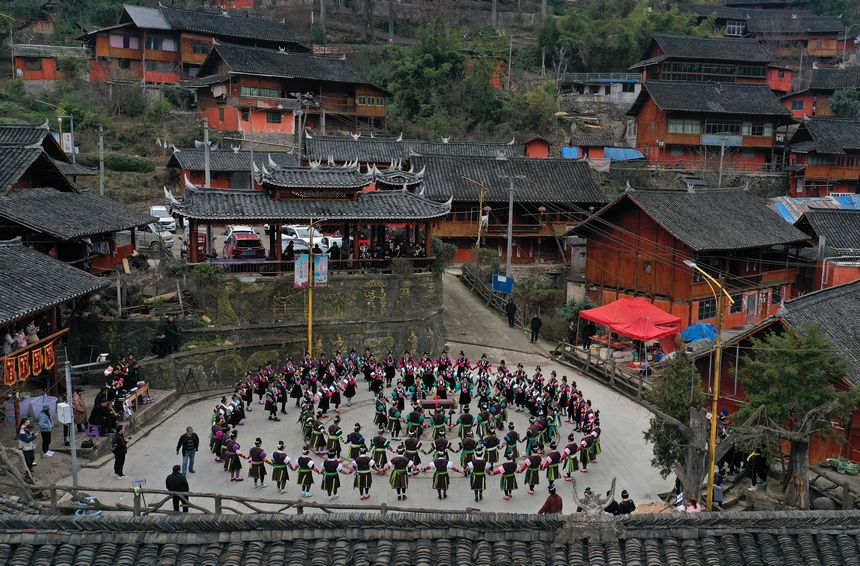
left=561, top=147, right=581, bottom=159
left=681, top=322, right=718, bottom=342
left=604, top=147, right=644, bottom=161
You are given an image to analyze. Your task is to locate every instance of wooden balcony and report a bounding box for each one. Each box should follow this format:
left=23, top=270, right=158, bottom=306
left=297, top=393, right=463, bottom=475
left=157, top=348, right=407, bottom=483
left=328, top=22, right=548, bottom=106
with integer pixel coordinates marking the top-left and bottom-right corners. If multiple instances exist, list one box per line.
left=690, top=267, right=796, bottom=298
left=433, top=220, right=568, bottom=238
left=805, top=164, right=860, bottom=181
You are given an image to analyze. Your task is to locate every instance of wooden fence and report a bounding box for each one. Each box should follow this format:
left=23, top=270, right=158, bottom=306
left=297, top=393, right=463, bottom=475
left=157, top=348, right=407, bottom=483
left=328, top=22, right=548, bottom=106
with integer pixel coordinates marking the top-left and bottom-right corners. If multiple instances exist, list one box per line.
left=45, top=484, right=478, bottom=517
left=553, top=341, right=654, bottom=401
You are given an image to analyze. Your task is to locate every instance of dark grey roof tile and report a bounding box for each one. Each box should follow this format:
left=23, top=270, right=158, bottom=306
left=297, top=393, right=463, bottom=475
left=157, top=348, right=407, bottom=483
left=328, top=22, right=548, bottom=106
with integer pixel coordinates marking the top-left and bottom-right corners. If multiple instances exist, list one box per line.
left=809, top=68, right=860, bottom=91
left=790, top=117, right=860, bottom=155
left=160, top=7, right=303, bottom=47
left=305, top=135, right=521, bottom=162
left=413, top=155, right=606, bottom=205
left=652, top=33, right=772, bottom=62
left=168, top=149, right=298, bottom=172
left=796, top=209, right=860, bottom=251
left=630, top=81, right=792, bottom=118
left=0, top=187, right=155, bottom=240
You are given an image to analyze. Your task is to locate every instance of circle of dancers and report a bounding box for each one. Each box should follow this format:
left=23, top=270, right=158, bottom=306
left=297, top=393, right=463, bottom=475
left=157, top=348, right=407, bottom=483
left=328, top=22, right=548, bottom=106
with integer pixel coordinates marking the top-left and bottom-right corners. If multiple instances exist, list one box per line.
left=207, top=349, right=602, bottom=503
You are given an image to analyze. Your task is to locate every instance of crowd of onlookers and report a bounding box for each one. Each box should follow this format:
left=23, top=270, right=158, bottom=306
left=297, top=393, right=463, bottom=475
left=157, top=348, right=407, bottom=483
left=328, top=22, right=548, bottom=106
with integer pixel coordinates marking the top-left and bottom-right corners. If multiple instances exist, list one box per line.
left=3, top=317, right=50, bottom=356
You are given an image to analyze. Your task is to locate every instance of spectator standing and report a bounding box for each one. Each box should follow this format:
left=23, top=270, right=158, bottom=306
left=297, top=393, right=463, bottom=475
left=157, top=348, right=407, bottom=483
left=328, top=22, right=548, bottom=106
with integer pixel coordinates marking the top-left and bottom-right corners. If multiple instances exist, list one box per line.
left=604, top=490, right=619, bottom=515
left=72, top=388, right=87, bottom=433
left=18, top=418, right=36, bottom=473
left=112, top=425, right=128, bottom=479
left=166, top=464, right=190, bottom=512
left=176, top=426, right=199, bottom=475
left=530, top=314, right=543, bottom=343
left=38, top=405, right=54, bottom=457
left=537, top=484, right=563, bottom=514
left=505, top=299, right=517, bottom=328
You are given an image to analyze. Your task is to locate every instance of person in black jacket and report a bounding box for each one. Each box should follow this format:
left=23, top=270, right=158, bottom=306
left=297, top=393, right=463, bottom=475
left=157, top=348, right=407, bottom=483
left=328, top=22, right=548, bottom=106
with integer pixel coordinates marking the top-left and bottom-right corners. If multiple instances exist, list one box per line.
left=176, top=426, right=200, bottom=475
left=530, top=314, right=543, bottom=343
left=617, top=490, right=636, bottom=515
left=166, top=465, right=190, bottom=512
left=112, top=425, right=128, bottom=479
left=505, top=299, right=517, bottom=328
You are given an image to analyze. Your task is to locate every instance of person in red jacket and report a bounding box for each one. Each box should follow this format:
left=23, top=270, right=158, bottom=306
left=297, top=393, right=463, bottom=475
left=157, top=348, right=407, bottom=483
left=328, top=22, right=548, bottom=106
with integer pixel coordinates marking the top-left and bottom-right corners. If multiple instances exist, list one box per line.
left=537, top=484, right=563, bottom=514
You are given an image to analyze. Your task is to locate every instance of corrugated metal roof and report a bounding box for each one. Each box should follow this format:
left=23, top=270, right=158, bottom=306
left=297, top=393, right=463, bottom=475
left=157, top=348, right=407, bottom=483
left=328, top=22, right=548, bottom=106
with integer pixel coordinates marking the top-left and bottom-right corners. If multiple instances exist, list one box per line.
left=122, top=5, right=171, bottom=30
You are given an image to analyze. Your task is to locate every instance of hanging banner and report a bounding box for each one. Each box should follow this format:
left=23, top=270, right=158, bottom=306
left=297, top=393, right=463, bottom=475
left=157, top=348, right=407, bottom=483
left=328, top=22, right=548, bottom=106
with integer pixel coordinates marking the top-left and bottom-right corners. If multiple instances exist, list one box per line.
left=44, top=341, right=55, bottom=370
left=4, top=357, right=16, bottom=385
left=17, top=353, right=31, bottom=382
left=32, top=348, right=44, bottom=376
left=314, top=254, right=328, bottom=287
left=294, top=254, right=310, bottom=289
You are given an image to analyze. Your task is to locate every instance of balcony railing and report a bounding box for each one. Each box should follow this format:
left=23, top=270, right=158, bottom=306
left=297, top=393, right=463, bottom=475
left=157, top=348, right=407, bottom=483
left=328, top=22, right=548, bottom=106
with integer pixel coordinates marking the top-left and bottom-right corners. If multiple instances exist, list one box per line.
left=560, top=72, right=642, bottom=83
left=188, top=257, right=435, bottom=275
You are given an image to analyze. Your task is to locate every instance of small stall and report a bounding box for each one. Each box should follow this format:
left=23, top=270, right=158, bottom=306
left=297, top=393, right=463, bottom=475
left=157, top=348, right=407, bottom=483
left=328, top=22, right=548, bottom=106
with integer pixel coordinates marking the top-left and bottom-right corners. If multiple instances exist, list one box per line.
left=579, top=297, right=681, bottom=371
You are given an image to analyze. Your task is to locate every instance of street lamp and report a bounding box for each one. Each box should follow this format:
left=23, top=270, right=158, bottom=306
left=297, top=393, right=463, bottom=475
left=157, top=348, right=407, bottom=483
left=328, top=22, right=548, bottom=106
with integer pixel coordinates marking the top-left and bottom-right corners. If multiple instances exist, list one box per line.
left=683, top=259, right=734, bottom=511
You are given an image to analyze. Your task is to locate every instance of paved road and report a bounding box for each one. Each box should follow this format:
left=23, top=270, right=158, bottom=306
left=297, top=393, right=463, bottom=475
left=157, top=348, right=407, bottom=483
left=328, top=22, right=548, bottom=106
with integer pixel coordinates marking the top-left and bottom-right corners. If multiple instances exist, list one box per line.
left=65, top=273, right=670, bottom=513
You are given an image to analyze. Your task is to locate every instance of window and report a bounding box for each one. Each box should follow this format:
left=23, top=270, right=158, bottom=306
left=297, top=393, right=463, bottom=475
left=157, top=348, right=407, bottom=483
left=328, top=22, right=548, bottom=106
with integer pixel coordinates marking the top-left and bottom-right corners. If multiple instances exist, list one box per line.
left=604, top=85, right=611, bottom=95
left=791, top=100, right=804, bottom=111
left=376, top=97, right=385, bottom=106
left=726, top=20, right=745, bottom=36
left=704, top=121, right=742, bottom=135
left=109, top=34, right=139, bottom=49
left=809, top=154, right=831, bottom=165
left=118, top=59, right=131, bottom=70
left=240, top=86, right=279, bottom=98
left=668, top=118, right=701, bottom=134
left=730, top=294, right=743, bottom=313
left=622, top=82, right=636, bottom=93
left=218, top=108, right=225, bottom=122
left=815, top=41, right=822, bottom=49
left=240, top=109, right=249, bottom=121
left=191, top=39, right=210, bottom=55
left=357, top=96, right=367, bottom=105
left=145, top=36, right=176, bottom=52
left=698, top=298, right=717, bottom=320
left=145, top=61, right=173, bottom=73
left=266, top=111, right=282, bottom=124
left=737, top=65, right=767, bottom=78
left=779, top=69, right=786, bottom=78
left=771, top=286, right=782, bottom=305
left=742, top=122, right=773, bottom=137
left=642, top=261, right=651, bottom=273
left=24, top=59, right=43, bottom=71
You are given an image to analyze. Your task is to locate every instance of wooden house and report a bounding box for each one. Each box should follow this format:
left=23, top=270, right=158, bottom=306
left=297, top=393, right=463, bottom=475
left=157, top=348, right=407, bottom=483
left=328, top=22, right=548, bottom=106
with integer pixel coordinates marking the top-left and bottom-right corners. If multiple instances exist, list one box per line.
left=414, top=155, right=606, bottom=264
left=627, top=80, right=794, bottom=172
left=189, top=43, right=388, bottom=134
left=81, top=5, right=306, bottom=84
left=682, top=6, right=844, bottom=64
left=167, top=149, right=298, bottom=190
left=630, top=34, right=793, bottom=94
left=570, top=188, right=809, bottom=329
left=782, top=68, right=860, bottom=119
left=787, top=117, right=860, bottom=196
left=793, top=209, right=860, bottom=291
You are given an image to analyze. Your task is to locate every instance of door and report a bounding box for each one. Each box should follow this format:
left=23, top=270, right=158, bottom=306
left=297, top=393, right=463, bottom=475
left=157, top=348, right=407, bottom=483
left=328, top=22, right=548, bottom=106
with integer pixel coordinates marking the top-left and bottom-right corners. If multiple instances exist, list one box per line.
left=745, top=292, right=758, bottom=326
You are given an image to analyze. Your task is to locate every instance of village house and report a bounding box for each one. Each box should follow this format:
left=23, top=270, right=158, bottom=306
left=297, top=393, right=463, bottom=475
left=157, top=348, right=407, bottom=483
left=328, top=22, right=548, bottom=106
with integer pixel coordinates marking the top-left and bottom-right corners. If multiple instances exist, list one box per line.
left=80, top=5, right=306, bottom=84
left=793, top=209, right=860, bottom=292
left=787, top=117, right=860, bottom=196
left=630, top=34, right=793, bottom=94
left=682, top=6, right=844, bottom=65
left=570, top=187, right=808, bottom=329
left=557, top=72, right=642, bottom=105
left=782, top=67, right=860, bottom=119
left=627, top=80, right=794, bottom=172
left=167, top=149, right=298, bottom=190
left=413, top=155, right=606, bottom=264
left=189, top=42, right=388, bottom=135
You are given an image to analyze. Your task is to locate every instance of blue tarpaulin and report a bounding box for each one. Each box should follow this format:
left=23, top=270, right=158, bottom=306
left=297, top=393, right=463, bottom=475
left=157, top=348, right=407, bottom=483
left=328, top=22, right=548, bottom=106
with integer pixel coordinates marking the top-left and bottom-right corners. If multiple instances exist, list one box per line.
left=681, top=322, right=718, bottom=343
left=492, top=274, right=514, bottom=294
left=561, top=147, right=581, bottom=159
left=604, top=147, right=644, bottom=161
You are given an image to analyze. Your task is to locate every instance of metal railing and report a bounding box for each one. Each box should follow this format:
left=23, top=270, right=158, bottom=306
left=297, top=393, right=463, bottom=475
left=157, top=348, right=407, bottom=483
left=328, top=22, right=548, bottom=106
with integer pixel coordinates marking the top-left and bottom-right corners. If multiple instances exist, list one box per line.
left=559, top=72, right=641, bottom=83
left=188, top=256, right=435, bottom=275
left=12, top=44, right=90, bottom=58
left=44, top=484, right=478, bottom=516
left=552, top=341, right=654, bottom=401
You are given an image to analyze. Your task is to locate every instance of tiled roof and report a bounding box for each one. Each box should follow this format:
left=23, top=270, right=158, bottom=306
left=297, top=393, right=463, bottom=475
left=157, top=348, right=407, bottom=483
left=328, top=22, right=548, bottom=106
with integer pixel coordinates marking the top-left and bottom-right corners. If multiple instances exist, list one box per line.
left=412, top=155, right=606, bottom=205
left=3, top=510, right=860, bottom=564
left=569, top=133, right=615, bottom=147
left=173, top=187, right=450, bottom=221
left=790, top=117, right=860, bottom=155
left=796, top=209, right=860, bottom=251
left=304, top=136, right=521, bottom=163
left=651, top=33, right=772, bottom=63
left=0, top=495, right=42, bottom=516
left=167, top=150, right=298, bottom=172
left=809, top=68, right=860, bottom=91
left=52, top=159, right=97, bottom=177
left=0, top=187, right=154, bottom=240
left=203, top=43, right=372, bottom=85
left=0, top=124, right=49, bottom=147
left=629, top=81, right=793, bottom=119
left=0, top=148, right=42, bottom=193
left=261, top=167, right=372, bottom=189
left=681, top=6, right=843, bottom=33
left=577, top=189, right=809, bottom=251
left=782, top=280, right=860, bottom=384
left=0, top=238, right=108, bottom=326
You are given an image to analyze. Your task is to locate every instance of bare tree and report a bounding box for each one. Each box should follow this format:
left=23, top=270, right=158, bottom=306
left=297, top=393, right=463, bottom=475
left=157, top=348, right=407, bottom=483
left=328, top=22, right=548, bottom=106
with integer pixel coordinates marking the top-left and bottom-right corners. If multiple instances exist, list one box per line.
left=492, top=0, right=498, bottom=28
left=320, top=0, right=327, bottom=35
left=362, top=0, right=374, bottom=42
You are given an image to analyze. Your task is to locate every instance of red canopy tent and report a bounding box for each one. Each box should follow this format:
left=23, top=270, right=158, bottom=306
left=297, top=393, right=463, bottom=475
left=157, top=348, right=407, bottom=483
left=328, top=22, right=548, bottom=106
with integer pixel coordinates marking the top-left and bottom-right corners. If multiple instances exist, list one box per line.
left=580, top=297, right=681, bottom=341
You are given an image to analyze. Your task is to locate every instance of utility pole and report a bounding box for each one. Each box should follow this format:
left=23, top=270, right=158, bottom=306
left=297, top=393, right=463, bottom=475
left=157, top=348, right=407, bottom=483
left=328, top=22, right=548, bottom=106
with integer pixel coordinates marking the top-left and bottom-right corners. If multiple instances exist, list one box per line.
left=203, top=117, right=211, bottom=188
left=64, top=360, right=79, bottom=490
left=319, top=0, right=326, bottom=36
left=717, top=141, right=726, bottom=188
left=248, top=109, right=254, bottom=189
left=506, top=33, right=513, bottom=92
left=68, top=115, right=76, bottom=164
left=499, top=173, right=525, bottom=276
left=98, top=125, right=105, bottom=196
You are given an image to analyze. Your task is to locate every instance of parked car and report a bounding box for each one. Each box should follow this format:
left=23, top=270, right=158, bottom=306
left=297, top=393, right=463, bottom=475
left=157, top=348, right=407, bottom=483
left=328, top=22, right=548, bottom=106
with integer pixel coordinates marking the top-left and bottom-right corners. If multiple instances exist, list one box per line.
left=116, top=223, right=174, bottom=253
left=281, top=238, right=310, bottom=255
left=223, top=233, right=266, bottom=259
left=149, top=205, right=176, bottom=233
left=282, top=225, right=342, bottom=252
left=225, top=225, right=258, bottom=238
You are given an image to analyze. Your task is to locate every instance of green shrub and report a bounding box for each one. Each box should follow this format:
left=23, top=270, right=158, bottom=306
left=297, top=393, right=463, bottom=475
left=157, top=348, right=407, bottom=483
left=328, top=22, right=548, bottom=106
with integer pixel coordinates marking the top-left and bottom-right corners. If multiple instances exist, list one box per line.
left=105, top=153, right=155, bottom=172
left=192, top=263, right=224, bottom=285
left=160, top=258, right=188, bottom=278
left=559, top=296, right=596, bottom=322
left=431, top=237, right=456, bottom=273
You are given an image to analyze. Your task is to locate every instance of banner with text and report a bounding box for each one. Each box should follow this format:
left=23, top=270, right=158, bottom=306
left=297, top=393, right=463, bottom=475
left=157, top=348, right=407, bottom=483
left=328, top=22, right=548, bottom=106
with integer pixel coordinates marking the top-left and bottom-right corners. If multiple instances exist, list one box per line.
left=294, top=254, right=310, bottom=289
left=314, top=254, right=329, bottom=287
